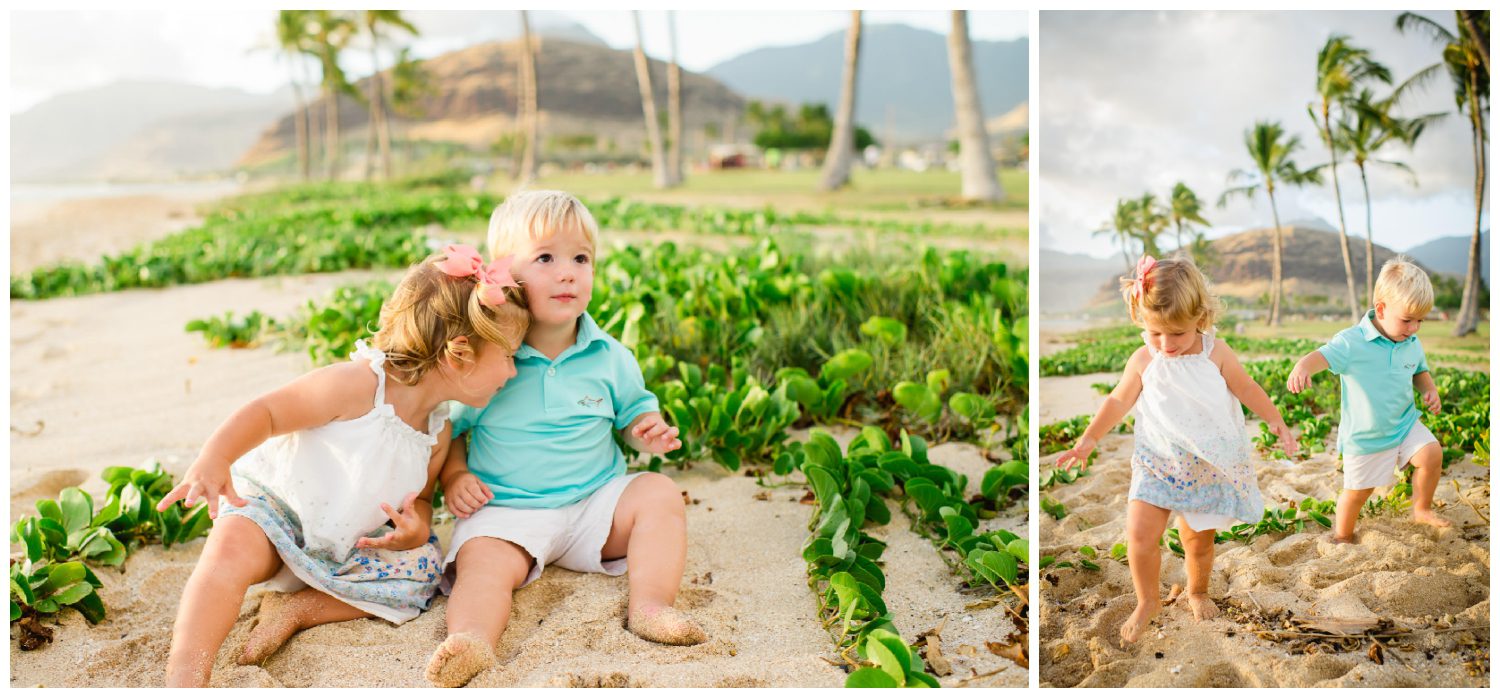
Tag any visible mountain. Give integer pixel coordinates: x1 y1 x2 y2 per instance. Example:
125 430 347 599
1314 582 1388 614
1405 233 1490 286
239 38 745 170
706 23 1027 143
11 81 292 182
1041 248 1128 314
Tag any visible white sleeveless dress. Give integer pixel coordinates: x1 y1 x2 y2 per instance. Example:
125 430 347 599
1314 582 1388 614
1128 332 1263 531
221 340 448 622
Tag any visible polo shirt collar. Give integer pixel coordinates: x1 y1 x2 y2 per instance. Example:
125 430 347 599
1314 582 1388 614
1357 309 1411 345
515 312 607 362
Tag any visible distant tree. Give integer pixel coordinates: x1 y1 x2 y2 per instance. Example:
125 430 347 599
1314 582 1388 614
272 11 315 180
1168 182 1210 257
947 11 1003 202
666 11 684 186
1397 10 1489 336
309 11 356 180
1095 197 1141 273
359 10 417 181
1311 34 1390 320
1132 192 1169 258
745 101 874 151
516 11 539 185
632 11 670 188
819 11 862 191
1219 120 1322 327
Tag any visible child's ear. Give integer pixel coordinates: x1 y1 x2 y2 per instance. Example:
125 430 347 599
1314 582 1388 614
1373 301 1385 319
444 336 475 370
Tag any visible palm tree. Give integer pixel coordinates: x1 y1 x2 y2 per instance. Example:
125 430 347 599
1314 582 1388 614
1132 192 1168 258
947 10 1003 202
1398 11 1489 336
1311 35 1391 321
1168 182 1210 257
309 11 355 180
272 11 315 181
632 11 669 188
819 11 862 191
665 11 684 186
359 11 417 181
387 47 434 167
1219 120 1322 327
1095 197 1140 273
1337 89 1443 306
516 10 539 185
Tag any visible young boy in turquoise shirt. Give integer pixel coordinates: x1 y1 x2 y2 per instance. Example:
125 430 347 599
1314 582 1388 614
426 191 703 688
1287 257 1451 543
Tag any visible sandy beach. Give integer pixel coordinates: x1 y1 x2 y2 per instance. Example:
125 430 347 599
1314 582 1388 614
9 192 1024 687
1036 375 1491 688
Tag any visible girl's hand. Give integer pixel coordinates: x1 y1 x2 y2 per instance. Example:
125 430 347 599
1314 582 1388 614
157 456 248 519
1055 437 1096 473
446 472 494 519
1286 364 1313 394
1421 388 1441 414
1270 422 1298 458
631 414 682 454
355 492 428 551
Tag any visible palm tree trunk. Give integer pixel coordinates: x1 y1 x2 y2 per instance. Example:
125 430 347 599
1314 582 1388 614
362 20 391 181
518 11 539 185
632 11 668 188
1455 75 1487 336
819 11 862 192
1322 104 1360 321
289 76 309 181
666 10 683 186
1359 162 1375 308
1174 221 1185 256
1266 188 1285 327
324 81 340 180
947 10 1003 202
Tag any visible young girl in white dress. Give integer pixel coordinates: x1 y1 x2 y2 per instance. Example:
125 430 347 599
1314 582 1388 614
159 245 528 686
1055 255 1296 646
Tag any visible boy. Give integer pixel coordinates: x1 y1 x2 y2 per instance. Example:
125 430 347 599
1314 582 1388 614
1287 257 1451 543
425 191 704 688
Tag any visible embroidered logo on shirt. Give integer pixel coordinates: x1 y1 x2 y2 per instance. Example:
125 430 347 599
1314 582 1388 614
578 396 604 408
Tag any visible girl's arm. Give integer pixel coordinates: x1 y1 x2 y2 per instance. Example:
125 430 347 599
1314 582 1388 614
357 424 452 551
1055 347 1151 471
159 362 375 517
1216 342 1297 455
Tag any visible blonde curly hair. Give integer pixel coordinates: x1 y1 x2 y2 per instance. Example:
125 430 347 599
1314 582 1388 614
1119 255 1221 332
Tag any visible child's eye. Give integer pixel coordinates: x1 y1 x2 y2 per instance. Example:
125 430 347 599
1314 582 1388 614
574 254 590 264
536 253 552 263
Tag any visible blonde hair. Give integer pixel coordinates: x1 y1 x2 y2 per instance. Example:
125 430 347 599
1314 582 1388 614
372 252 530 386
486 190 599 259
1373 255 1434 315
1120 255 1221 331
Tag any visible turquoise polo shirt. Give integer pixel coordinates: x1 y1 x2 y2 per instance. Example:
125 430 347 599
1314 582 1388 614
1317 310 1430 456
450 312 660 508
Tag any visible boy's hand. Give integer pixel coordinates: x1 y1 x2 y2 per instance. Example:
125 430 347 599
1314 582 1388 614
356 492 429 551
157 455 248 519
1286 364 1313 394
1421 388 1441 414
445 472 493 519
630 413 682 454
1055 437 1096 474
1270 422 1298 458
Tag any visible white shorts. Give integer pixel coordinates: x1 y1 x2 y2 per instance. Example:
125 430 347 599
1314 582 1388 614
441 472 644 592
1340 422 1439 491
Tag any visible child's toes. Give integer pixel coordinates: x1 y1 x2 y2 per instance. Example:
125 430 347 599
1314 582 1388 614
627 606 707 646
425 633 495 688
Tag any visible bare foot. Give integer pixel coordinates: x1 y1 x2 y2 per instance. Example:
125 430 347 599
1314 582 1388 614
425 633 496 688
1184 593 1219 621
238 593 302 665
1328 532 1360 545
1412 509 1453 529
627 605 707 646
1118 600 1161 646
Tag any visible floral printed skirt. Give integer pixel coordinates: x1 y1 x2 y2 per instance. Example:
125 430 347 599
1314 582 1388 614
219 492 442 624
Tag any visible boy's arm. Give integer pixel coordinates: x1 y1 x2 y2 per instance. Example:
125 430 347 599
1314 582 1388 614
1414 371 1441 413
623 411 682 454
438 432 472 492
1287 350 1330 393
1056 347 1150 469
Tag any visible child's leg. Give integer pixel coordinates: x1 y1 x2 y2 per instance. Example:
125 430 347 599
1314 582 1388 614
1176 518 1219 621
425 537 532 688
1334 487 1375 543
1408 442 1453 528
166 516 282 687
238 588 372 665
1120 500 1171 644
600 473 704 645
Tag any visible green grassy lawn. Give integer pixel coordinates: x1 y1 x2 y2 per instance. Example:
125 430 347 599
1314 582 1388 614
1234 318 1490 364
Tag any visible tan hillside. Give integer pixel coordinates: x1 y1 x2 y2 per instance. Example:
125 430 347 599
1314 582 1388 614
239 38 745 168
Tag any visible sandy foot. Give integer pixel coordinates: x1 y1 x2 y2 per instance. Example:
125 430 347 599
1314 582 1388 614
627 605 708 646
237 593 301 665
1118 601 1161 646
425 633 497 688
1411 510 1454 529
1185 593 1219 621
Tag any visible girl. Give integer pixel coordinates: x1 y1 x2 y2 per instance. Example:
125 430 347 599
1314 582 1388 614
1055 255 1296 647
158 245 528 686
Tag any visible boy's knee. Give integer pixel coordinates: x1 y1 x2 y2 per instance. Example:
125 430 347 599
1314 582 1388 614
630 473 685 515
456 537 533 585
1411 443 1444 469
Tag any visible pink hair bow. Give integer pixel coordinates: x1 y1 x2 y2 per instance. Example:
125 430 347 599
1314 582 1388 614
435 244 519 306
1132 255 1157 299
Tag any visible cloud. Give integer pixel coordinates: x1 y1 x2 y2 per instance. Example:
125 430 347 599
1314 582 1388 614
1039 10 1482 256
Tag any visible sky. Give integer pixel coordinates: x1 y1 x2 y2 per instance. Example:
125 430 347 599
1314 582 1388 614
1038 10 1488 255
8 10 1027 114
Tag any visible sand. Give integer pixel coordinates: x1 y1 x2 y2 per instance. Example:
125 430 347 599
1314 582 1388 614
9 193 1024 687
1037 384 1490 687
